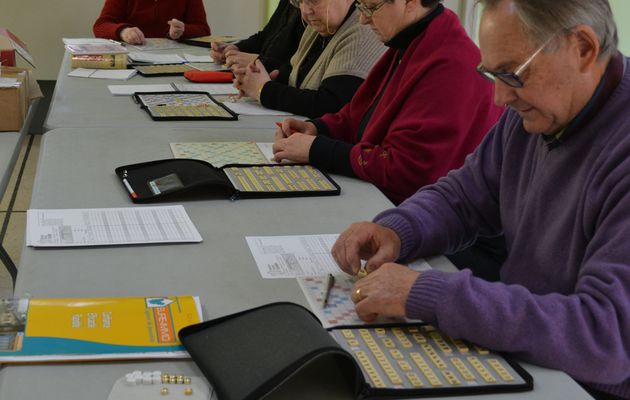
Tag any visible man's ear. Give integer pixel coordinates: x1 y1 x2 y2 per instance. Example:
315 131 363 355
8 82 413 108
570 24 601 73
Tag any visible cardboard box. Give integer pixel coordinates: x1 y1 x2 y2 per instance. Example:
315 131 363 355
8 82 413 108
0 28 35 67
0 66 42 132
0 68 28 131
0 29 39 131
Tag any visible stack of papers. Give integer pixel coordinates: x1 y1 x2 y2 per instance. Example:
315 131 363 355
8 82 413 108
128 52 186 64
68 68 137 80
65 42 128 55
63 38 118 45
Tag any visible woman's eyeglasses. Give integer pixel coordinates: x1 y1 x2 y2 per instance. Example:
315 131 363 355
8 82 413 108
289 0 323 8
354 0 387 17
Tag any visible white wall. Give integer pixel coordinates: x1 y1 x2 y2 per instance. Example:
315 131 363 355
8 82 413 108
0 0 266 80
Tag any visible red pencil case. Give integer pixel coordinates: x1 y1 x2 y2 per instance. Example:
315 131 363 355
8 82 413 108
184 70 233 83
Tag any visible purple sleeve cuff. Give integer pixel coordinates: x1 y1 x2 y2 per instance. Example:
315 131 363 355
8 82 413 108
373 211 418 261
405 269 451 324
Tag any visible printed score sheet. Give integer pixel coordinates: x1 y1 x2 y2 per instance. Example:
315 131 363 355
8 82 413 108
27 205 202 247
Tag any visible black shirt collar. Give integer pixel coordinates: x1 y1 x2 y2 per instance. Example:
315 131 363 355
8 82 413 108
384 4 444 51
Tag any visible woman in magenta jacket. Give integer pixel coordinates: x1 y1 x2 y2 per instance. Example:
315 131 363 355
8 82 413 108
273 0 502 205
93 0 210 44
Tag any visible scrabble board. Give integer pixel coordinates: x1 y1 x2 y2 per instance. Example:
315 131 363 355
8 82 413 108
223 165 337 193
133 64 195 76
330 325 530 392
170 142 270 168
134 92 236 120
297 260 431 329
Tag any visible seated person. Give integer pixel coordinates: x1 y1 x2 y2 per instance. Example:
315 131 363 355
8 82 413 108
93 0 211 44
273 0 502 205
233 0 386 119
211 0 305 73
332 1 630 399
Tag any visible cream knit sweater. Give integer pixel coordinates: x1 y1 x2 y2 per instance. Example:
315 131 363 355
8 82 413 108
289 8 385 90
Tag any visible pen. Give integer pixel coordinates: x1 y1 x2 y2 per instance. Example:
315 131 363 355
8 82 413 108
275 122 298 134
122 178 138 199
322 274 335 307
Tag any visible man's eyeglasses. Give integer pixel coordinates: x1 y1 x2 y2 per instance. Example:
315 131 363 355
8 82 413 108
354 0 387 17
289 0 323 8
477 33 559 88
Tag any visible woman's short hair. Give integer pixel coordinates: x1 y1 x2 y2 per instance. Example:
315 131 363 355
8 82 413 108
421 0 443 7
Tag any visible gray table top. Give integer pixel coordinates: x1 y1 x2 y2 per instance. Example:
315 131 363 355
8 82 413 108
1 127 592 399
44 48 294 131
0 100 38 200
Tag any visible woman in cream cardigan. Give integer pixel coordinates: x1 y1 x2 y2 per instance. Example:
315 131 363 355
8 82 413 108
234 0 385 118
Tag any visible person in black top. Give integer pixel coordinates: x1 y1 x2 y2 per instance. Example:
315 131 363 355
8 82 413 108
233 0 385 119
211 0 304 74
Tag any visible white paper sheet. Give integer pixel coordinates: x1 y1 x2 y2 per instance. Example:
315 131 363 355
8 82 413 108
127 38 186 51
108 84 176 96
246 234 431 279
68 68 137 80
223 100 293 116
255 142 276 162
173 83 239 95
128 52 185 64
62 38 118 45
27 206 202 247
246 234 340 278
187 62 229 71
183 53 213 63
0 77 19 88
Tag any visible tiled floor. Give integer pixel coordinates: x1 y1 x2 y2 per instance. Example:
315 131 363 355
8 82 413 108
0 134 41 298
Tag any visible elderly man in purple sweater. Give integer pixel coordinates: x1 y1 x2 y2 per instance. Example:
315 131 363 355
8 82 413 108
332 0 629 398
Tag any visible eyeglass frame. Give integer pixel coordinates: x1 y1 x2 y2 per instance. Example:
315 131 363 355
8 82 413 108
354 0 388 17
476 32 563 88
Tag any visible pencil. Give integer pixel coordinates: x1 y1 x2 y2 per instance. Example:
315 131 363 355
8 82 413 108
322 274 335 307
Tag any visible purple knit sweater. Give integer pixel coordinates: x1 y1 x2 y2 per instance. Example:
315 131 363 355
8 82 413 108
375 56 630 398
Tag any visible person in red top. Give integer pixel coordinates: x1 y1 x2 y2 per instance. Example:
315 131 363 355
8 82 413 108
273 0 502 205
93 0 210 44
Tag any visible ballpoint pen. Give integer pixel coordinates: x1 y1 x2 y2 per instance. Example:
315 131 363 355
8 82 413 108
122 178 138 199
322 274 335 307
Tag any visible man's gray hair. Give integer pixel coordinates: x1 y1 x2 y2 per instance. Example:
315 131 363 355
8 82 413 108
477 0 618 59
